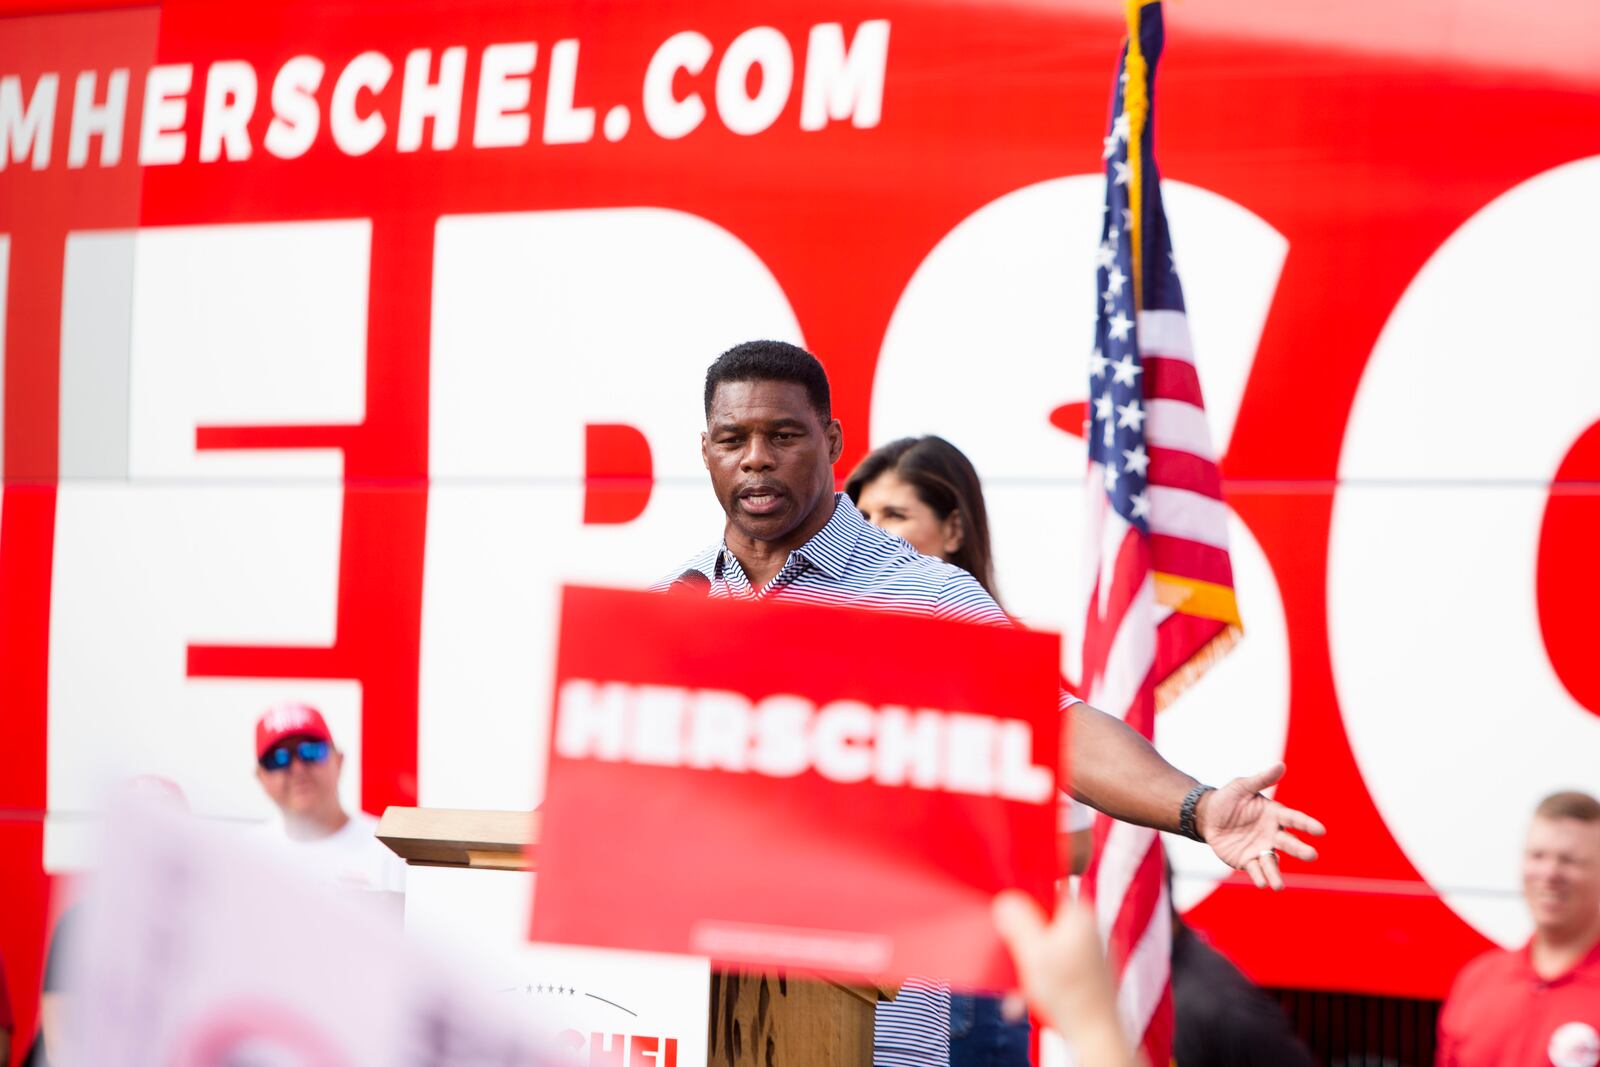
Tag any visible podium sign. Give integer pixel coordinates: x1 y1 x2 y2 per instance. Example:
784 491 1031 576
405 865 709 1065
532 585 1063 991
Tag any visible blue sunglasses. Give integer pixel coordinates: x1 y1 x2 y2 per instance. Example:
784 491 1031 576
259 739 331 771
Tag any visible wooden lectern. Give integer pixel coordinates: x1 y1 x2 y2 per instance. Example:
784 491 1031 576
378 807 894 1067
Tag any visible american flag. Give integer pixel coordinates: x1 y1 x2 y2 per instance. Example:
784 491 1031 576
1080 3 1242 1065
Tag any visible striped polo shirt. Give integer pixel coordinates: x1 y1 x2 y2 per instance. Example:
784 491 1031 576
663 493 1080 1067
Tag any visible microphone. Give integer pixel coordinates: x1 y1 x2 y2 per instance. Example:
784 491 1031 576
669 569 711 597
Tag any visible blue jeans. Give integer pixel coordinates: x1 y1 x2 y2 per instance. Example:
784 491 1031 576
948 993 1031 1067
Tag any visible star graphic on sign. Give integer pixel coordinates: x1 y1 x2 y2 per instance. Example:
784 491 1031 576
1113 160 1131 186
1121 208 1132 229
1095 242 1117 270
1108 226 1120 243
1105 266 1127 296
1102 418 1115 447
1130 492 1151 519
1090 348 1109 378
1122 444 1149 476
1111 353 1141 386
1093 391 1114 422
1108 312 1134 342
1103 291 1116 313
1111 112 1131 143
1116 399 1146 431
1102 135 1119 160
1104 462 1119 491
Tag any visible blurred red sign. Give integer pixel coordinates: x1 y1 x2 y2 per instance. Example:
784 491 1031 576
531 585 1063 991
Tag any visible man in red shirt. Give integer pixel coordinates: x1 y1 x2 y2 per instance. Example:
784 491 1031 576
1438 791 1600 1067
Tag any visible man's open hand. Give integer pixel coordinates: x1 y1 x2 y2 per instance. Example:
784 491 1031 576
1197 763 1326 891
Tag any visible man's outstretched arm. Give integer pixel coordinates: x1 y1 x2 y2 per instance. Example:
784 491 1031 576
1066 701 1325 890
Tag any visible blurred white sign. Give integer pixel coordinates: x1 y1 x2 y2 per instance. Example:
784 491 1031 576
71 806 555 1066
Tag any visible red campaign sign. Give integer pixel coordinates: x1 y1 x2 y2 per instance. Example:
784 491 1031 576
531 585 1064 991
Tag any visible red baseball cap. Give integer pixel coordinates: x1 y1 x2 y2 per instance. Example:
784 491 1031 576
255 702 335 760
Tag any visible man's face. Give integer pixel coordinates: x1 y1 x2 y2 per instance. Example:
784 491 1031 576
255 737 343 820
702 379 843 544
1522 815 1600 935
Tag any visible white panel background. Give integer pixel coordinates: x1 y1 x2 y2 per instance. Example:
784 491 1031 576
1330 156 1600 947
48 221 369 871
421 208 803 813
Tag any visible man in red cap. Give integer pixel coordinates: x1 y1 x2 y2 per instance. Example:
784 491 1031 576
1437 791 1600 1067
254 702 405 894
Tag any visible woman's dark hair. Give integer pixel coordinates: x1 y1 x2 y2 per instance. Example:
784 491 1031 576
844 436 999 602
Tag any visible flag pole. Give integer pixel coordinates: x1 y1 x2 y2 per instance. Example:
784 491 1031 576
1123 0 1150 313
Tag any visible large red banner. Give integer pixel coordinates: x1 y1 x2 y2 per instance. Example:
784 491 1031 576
3 1 1599 1052
532 586 1062 991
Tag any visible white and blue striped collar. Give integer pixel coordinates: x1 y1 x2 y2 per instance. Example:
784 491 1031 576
715 492 869 585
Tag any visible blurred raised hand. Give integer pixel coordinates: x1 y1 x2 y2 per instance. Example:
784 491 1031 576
992 890 1140 1067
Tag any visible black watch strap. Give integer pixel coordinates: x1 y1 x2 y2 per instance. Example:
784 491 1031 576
1179 784 1216 842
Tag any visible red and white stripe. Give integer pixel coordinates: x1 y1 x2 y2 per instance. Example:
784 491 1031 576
1081 304 1231 1067
1140 309 1230 561
1080 516 1173 1066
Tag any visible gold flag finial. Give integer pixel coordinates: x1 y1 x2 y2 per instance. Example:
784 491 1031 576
1123 0 1149 311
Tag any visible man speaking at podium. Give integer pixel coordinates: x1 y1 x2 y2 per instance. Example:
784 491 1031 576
664 339 1326 1066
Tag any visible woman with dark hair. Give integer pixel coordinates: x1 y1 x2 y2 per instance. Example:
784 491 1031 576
847 435 1093 1067
845 436 999 601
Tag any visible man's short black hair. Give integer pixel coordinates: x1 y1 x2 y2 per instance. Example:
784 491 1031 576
703 340 832 422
